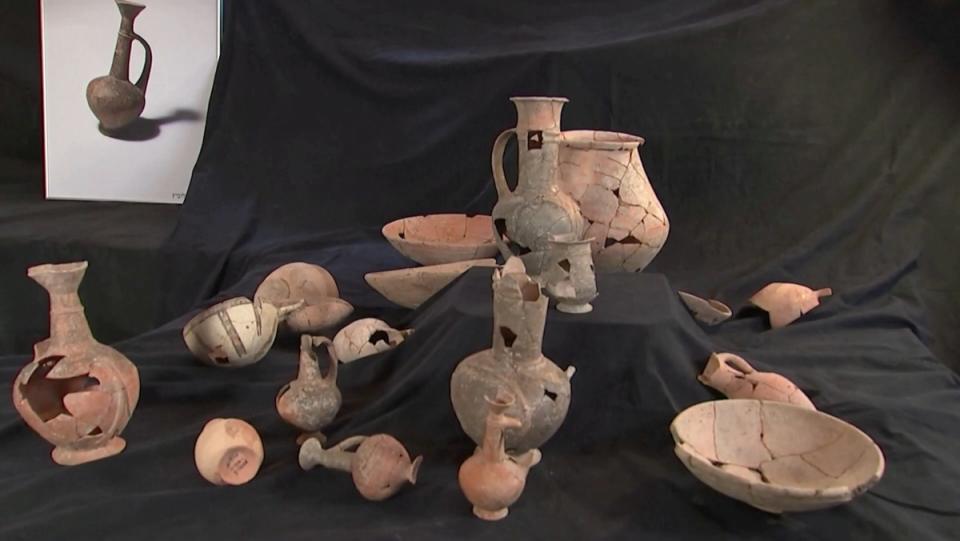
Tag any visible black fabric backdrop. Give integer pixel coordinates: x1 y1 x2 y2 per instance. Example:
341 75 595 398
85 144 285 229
2 0 960 539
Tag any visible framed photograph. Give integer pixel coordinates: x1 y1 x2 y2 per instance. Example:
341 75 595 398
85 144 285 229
41 0 222 203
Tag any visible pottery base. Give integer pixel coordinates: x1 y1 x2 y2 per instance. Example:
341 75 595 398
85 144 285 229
473 505 509 521
556 302 593 314
52 437 126 466
296 431 328 446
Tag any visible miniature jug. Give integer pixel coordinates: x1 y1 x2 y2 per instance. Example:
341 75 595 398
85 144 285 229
491 97 585 275
86 1 153 130
277 335 342 443
299 434 422 501
698 352 815 410
459 391 542 520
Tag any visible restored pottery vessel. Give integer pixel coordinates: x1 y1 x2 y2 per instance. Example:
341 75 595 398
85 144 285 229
491 97 585 275
678 291 732 325
332 318 413 363
451 257 575 452
671 399 884 513
182 297 302 368
749 282 832 328
254 262 350 334
276 335 342 443
86 1 152 130
12 261 140 465
459 391 542 521
194 418 264 486
698 353 815 410
539 234 597 314
557 130 669 272
364 258 498 309
299 434 422 501
382 214 498 265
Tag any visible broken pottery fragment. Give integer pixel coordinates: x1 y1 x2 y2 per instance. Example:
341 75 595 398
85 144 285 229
749 282 832 328
254 262 350 334
13 261 140 465
670 399 884 513
678 291 732 326
557 130 669 272
194 418 264 486
698 353 815 410
276 335 342 443
332 318 413 363
382 214 498 265
299 434 422 501
539 234 597 314
451 257 575 452
459 391 542 521
364 258 497 309
182 297 302 368
491 97 585 275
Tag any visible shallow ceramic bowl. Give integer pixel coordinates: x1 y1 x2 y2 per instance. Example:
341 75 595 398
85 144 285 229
364 258 497 309
382 214 498 265
182 297 284 368
670 399 884 513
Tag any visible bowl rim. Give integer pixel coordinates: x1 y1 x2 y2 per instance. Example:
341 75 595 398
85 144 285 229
381 214 496 247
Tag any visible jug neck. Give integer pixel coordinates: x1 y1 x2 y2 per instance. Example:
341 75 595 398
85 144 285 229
109 3 144 81
28 263 93 345
492 273 547 364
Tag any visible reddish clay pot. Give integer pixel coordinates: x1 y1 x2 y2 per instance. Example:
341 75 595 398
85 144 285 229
276 335 341 443
299 434 422 501
12 261 140 465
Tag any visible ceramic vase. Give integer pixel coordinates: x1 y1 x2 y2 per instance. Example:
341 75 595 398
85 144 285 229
276 335 342 442
86 1 152 130
450 257 575 452
491 97 585 275
458 391 542 521
12 261 140 465
194 418 264 486
299 434 422 501
539 234 597 314
557 130 669 272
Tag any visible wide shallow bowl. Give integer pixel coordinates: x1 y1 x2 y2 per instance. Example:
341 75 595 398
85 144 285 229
670 399 884 513
382 214 498 265
365 258 497 309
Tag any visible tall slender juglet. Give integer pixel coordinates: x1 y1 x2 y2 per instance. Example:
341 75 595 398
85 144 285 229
86 0 153 130
12 261 140 465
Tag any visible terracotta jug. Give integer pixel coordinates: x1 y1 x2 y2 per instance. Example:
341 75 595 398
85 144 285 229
276 335 342 443
12 261 140 465
491 97 585 275
86 0 152 130
299 434 422 501
451 257 575 452
557 130 669 272
698 352 815 410
459 391 542 521
539 233 598 314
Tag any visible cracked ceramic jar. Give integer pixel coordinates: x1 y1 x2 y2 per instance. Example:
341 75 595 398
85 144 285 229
86 1 152 130
557 130 669 272
12 261 140 465
490 97 585 276
539 234 597 314
276 335 342 443
450 258 574 452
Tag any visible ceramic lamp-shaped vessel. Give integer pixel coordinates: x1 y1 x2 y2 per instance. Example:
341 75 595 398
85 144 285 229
450 257 575 452
299 434 422 501
86 1 152 130
276 335 342 443
194 418 264 486
459 392 542 521
491 97 585 275
557 130 669 272
12 261 140 465
539 234 597 314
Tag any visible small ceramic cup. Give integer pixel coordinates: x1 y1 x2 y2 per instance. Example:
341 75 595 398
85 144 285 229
540 234 597 314
194 418 264 486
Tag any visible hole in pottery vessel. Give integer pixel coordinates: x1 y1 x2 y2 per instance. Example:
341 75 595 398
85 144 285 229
558 259 571 272
500 326 518 348
88 426 103 436
212 355 231 365
527 130 543 150
621 235 642 244
520 282 540 301
612 188 620 198
604 238 618 248
20 356 100 422
369 330 390 345
398 231 405 239
543 389 558 401
494 219 532 256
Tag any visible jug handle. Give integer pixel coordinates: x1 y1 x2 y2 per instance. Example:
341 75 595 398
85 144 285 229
132 32 153 95
491 128 516 198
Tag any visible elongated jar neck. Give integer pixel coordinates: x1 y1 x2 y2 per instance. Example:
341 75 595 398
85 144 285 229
48 291 94 344
314 448 354 473
512 99 564 194
480 416 508 462
492 276 547 364
298 349 322 380
109 13 138 81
